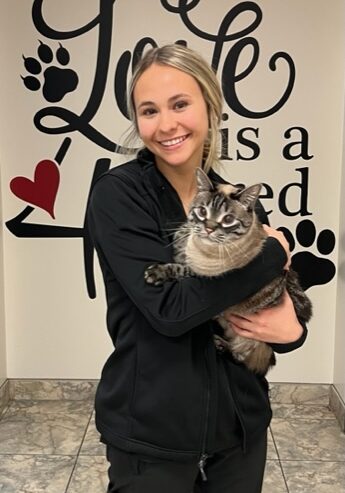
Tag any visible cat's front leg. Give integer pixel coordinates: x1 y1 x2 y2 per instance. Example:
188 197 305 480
144 263 193 286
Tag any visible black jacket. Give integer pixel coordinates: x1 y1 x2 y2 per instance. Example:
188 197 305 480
87 149 307 462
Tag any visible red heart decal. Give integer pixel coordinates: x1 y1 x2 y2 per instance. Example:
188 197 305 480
10 159 60 219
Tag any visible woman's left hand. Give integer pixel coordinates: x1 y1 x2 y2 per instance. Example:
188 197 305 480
223 291 303 344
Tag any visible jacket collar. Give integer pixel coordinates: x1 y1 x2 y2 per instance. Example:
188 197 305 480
137 147 226 186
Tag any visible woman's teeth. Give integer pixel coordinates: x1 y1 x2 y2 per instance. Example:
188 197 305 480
160 135 188 147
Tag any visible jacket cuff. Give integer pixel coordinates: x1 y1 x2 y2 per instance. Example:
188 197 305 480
269 322 308 354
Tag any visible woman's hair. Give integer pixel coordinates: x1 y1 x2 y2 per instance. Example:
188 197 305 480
125 44 223 172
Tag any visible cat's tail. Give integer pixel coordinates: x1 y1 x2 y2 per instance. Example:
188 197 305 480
286 269 313 323
243 342 276 376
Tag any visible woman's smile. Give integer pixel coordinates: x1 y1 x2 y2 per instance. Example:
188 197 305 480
158 133 190 149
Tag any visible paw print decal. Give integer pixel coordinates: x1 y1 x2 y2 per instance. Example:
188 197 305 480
21 41 78 103
278 219 336 291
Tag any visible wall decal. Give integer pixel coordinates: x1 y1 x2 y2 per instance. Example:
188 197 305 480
278 220 336 290
5 0 337 301
6 136 110 299
22 41 79 103
10 159 60 219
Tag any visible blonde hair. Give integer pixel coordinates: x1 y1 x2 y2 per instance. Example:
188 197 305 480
125 44 223 172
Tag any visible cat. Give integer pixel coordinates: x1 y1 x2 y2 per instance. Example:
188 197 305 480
145 168 312 375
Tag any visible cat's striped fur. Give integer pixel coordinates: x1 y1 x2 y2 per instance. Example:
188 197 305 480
145 169 312 375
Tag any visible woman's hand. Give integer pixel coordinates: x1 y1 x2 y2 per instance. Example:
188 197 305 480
223 291 303 344
262 225 291 270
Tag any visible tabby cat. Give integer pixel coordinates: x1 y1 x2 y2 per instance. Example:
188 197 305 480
145 168 312 375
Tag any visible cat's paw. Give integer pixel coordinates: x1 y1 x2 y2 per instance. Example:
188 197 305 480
213 335 230 353
144 264 166 286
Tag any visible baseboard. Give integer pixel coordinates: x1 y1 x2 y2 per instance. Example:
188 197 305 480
1 379 343 432
269 382 330 405
0 379 10 417
3 379 331 402
329 384 345 432
7 378 98 401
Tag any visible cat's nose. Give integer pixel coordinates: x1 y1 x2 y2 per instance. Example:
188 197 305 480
205 221 217 234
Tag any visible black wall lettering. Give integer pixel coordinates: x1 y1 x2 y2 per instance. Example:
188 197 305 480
283 126 314 160
259 183 274 215
278 167 312 216
236 127 260 160
220 127 233 161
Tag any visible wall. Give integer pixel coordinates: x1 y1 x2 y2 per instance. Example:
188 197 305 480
0 165 7 387
0 0 344 382
334 83 345 401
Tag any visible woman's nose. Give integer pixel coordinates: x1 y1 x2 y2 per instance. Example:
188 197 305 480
158 110 177 133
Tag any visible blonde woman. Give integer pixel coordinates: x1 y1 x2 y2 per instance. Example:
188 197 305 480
88 44 307 492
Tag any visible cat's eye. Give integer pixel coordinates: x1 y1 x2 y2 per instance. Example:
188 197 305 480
222 214 236 227
194 206 208 220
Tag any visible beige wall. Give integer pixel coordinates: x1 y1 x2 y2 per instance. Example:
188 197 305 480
0 165 7 386
0 0 344 383
334 91 345 401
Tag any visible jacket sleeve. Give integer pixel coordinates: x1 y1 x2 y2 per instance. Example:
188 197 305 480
269 323 308 353
87 174 287 337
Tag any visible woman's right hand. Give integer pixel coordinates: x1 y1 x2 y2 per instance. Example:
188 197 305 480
262 225 291 270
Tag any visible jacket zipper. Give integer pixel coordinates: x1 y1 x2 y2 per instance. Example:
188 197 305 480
198 453 208 481
199 346 211 481
223 358 247 452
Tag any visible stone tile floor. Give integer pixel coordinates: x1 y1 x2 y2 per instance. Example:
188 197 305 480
0 383 344 492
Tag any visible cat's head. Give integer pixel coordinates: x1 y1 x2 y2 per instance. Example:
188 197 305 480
187 168 262 243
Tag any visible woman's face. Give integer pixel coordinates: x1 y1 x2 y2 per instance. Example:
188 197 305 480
133 63 209 174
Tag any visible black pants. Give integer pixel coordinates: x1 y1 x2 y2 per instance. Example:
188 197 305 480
105 433 267 493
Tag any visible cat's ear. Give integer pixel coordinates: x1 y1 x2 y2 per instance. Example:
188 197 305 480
196 168 214 192
237 184 262 209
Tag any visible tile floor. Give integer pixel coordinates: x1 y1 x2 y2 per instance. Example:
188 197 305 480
0 383 344 492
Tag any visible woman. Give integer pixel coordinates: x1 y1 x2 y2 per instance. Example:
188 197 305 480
87 44 307 493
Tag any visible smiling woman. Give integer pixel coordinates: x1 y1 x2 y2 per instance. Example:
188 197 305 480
87 43 308 493
133 64 209 212
134 65 209 170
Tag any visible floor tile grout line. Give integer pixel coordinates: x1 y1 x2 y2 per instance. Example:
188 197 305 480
268 426 289 492
64 407 95 493
277 459 290 493
269 425 281 461
276 459 345 463
0 453 78 458
268 428 290 493
272 417 338 421
1 453 343 462
9 397 95 403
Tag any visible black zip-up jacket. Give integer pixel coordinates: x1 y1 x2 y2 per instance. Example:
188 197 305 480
87 149 307 462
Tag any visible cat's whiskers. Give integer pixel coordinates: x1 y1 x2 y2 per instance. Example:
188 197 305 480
163 220 185 230
167 232 191 249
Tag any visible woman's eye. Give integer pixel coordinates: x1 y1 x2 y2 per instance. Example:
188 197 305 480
141 107 157 117
174 100 188 110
